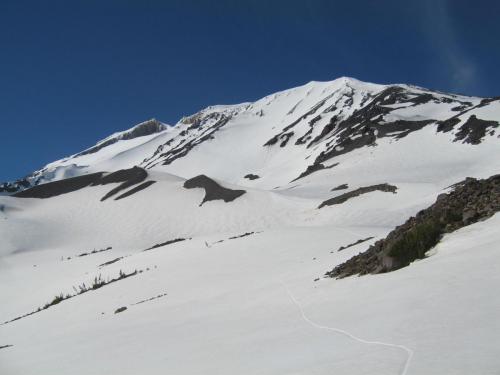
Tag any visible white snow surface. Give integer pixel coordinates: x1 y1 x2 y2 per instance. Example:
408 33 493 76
1 77 500 374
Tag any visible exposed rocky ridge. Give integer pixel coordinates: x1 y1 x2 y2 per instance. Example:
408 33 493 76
335 237 374 252
311 87 447 164
14 167 152 201
326 174 500 278
143 105 248 169
263 84 490 181
292 162 338 182
453 115 498 144
183 175 246 206
76 119 167 157
318 183 397 208
13 172 105 199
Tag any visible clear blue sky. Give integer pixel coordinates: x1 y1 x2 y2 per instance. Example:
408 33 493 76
1 0 499 181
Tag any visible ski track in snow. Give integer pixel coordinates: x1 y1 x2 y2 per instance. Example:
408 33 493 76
281 282 414 375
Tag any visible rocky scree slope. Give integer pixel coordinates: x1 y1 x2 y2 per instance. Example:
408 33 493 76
327 174 500 278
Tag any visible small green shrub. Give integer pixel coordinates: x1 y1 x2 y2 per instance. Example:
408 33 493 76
388 218 443 267
43 293 65 309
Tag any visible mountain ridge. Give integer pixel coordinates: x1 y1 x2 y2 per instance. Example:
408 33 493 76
1 77 497 195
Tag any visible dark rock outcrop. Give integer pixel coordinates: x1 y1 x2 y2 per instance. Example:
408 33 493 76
99 167 148 201
454 115 498 144
14 172 104 198
326 174 500 278
14 166 153 201
76 119 167 157
292 163 338 182
319 183 397 208
336 237 374 252
114 306 127 314
331 183 348 191
183 175 246 206
114 181 156 200
143 109 242 168
244 174 260 180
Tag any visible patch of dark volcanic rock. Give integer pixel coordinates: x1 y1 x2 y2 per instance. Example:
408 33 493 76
307 115 338 147
331 184 348 191
264 94 336 147
114 180 156 200
454 115 498 144
437 117 461 133
315 129 378 165
94 167 145 185
244 174 260 180
335 237 374 252
13 166 150 201
319 183 397 208
305 86 473 167
183 175 246 206
264 131 294 147
279 132 294 147
438 114 499 144
14 172 104 198
295 115 322 145
114 306 127 314
326 175 500 278
477 96 500 108
143 111 234 168
99 167 148 201
292 162 339 182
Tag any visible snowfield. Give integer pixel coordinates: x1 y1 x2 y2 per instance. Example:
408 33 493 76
1 77 499 374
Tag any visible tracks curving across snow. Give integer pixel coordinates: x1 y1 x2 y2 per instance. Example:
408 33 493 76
281 282 413 375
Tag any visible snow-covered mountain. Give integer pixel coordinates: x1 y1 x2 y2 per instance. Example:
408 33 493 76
1 77 499 375
3 77 499 194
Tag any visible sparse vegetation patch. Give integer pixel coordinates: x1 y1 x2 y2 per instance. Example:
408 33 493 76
326 174 500 278
2 269 141 326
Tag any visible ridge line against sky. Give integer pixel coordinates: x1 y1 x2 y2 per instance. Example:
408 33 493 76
1 0 499 181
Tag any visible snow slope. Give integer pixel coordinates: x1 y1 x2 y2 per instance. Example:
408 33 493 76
1 77 499 374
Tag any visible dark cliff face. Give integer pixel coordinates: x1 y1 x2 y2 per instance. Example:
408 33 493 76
326 174 500 278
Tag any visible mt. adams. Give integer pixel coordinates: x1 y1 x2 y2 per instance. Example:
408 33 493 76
1 77 499 375
3 77 499 193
